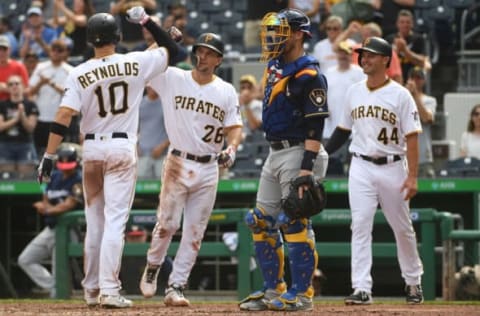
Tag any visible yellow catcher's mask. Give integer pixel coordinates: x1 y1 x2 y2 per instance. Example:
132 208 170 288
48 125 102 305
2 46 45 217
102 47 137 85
260 12 291 62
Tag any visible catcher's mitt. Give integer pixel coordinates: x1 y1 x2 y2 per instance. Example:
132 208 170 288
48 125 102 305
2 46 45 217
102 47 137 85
281 175 326 219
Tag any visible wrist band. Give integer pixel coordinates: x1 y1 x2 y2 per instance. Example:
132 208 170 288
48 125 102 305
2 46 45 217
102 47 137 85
301 150 317 171
44 152 57 160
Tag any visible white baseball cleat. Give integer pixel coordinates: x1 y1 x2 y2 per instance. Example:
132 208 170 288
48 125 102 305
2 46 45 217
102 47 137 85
164 284 190 307
84 289 99 307
140 264 160 298
99 294 133 308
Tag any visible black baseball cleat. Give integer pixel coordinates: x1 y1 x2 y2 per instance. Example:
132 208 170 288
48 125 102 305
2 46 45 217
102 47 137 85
344 290 373 305
405 284 424 304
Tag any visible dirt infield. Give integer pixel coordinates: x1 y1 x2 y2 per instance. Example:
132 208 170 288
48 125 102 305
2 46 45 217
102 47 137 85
1 300 479 316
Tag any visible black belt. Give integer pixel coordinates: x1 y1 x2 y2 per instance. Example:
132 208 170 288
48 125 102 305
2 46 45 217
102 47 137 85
171 149 214 163
354 153 402 165
269 140 302 151
85 132 128 140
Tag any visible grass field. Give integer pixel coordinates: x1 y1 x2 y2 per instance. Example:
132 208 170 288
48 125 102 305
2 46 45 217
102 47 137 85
1 298 479 316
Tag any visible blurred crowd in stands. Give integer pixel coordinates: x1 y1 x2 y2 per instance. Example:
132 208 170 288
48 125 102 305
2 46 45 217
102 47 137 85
0 0 479 180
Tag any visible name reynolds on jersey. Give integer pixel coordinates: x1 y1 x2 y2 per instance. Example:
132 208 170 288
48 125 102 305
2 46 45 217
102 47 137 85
77 62 139 89
351 105 397 125
175 96 225 123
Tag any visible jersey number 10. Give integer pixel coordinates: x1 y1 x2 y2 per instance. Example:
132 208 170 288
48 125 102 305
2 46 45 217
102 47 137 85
94 82 129 117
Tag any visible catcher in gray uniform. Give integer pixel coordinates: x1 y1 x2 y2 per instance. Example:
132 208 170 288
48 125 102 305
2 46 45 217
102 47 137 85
239 8 329 312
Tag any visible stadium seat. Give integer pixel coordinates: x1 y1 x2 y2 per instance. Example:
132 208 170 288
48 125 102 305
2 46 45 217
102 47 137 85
91 0 110 13
233 0 248 14
211 10 243 26
189 10 209 25
415 0 441 9
444 0 475 9
423 5 455 21
197 0 230 15
221 22 245 44
439 157 480 177
199 22 220 34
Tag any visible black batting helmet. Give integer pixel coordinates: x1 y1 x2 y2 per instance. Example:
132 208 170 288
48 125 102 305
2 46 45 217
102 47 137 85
278 8 312 38
56 144 78 171
192 33 224 57
87 13 121 47
355 36 392 68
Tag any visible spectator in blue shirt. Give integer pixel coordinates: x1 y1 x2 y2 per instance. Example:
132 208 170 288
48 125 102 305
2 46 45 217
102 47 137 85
137 86 169 179
19 6 58 59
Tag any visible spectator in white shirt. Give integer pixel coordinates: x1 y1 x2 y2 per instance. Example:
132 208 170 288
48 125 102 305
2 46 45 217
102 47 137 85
323 41 365 175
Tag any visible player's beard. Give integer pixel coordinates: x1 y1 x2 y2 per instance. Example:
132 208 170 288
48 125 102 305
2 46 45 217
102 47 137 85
196 61 209 73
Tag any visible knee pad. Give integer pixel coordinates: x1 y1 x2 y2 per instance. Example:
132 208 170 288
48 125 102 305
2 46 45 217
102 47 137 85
244 207 276 233
283 218 317 295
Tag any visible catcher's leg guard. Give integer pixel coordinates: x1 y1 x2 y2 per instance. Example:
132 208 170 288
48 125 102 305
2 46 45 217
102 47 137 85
282 218 317 296
240 208 286 311
244 207 286 290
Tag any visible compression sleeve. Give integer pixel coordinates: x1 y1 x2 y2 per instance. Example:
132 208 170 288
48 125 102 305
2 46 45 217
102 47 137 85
325 127 351 154
305 116 325 141
143 19 178 64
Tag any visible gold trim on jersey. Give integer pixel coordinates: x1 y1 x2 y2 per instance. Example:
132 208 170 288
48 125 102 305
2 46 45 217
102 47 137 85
268 76 289 105
366 77 391 92
294 68 317 78
337 125 352 132
405 129 422 137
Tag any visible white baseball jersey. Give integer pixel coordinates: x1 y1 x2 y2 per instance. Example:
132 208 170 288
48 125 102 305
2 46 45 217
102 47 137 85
338 79 422 156
323 64 366 138
60 48 168 134
29 60 74 122
148 67 242 155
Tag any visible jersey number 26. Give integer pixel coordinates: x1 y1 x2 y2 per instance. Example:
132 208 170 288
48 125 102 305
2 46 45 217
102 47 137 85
203 125 224 144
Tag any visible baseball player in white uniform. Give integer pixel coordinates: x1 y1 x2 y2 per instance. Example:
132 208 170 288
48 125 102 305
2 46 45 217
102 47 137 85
325 37 424 305
138 32 243 307
37 8 182 308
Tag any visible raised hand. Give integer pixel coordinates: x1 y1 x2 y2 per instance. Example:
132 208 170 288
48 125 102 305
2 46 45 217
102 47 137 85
126 6 149 25
167 26 183 43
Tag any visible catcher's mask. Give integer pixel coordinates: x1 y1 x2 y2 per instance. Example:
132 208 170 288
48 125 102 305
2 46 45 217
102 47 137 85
260 9 311 62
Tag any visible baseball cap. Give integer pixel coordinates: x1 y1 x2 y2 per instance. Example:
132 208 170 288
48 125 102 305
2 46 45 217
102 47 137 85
27 7 43 16
338 41 352 54
240 74 257 86
0 35 10 48
408 66 426 79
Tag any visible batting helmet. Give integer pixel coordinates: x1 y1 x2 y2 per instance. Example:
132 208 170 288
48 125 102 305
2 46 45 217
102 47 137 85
192 33 224 57
355 36 392 67
56 144 78 171
87 13 121 47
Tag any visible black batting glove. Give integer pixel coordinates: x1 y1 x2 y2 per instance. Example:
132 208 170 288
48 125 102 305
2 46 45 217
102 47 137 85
217 145 236 168
37 153 56 184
